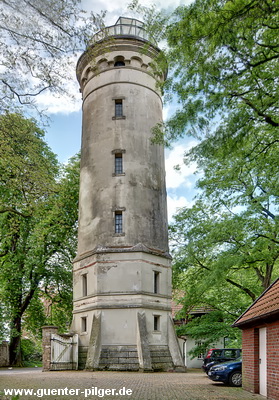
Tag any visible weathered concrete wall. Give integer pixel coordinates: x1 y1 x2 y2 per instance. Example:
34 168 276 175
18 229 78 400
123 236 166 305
76 38 168 258
72 250 172 349
0 341 9 367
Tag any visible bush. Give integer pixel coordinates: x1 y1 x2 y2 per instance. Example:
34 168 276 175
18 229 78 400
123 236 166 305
21 338 42 364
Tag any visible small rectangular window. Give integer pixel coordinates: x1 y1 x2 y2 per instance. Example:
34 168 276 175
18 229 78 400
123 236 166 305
195 341 204 359
115 99 123 117
115 153 123 174
81 317 87 333
115 211 123 233
154 271 160 294
154 315 160 331
82 274 87 297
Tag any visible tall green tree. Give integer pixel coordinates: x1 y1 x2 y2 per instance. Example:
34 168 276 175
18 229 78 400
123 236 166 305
130 0 279 350
0 113 79 365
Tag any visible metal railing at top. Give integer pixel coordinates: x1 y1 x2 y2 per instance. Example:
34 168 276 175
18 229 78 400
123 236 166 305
90 17 157 46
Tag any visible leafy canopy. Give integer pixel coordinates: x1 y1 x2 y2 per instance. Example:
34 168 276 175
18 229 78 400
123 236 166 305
0 113 80 364
130 0 279 351
163 0 279 144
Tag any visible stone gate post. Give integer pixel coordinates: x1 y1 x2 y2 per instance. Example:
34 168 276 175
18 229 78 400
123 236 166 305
42 326 58 371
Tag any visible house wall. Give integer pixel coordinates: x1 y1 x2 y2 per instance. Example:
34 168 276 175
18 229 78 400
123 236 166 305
242 320 279 400
177 337 225 369
242 327 259 394
266 320 279 400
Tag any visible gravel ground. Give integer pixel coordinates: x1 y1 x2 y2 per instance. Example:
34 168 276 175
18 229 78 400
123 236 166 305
0 368 264 400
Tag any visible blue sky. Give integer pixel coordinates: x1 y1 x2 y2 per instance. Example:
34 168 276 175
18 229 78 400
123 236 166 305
46 112 82 163
42 0 197 222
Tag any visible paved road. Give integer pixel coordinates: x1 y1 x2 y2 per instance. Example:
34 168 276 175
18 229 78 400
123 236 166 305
0 368 264 400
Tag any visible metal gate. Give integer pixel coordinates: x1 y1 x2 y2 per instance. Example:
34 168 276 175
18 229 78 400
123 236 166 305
50 333 78 370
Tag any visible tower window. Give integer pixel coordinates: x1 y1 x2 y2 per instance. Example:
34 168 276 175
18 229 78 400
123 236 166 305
154 271 160 294
115 153 123 174
115 99 123 117
114 56 125 67
81 317 87 333
114 60 125 67
115 211 123 233
154 315 160 331
82 274 87 297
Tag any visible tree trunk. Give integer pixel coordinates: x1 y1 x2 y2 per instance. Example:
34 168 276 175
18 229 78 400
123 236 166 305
9 286 37 366
9 315 22 366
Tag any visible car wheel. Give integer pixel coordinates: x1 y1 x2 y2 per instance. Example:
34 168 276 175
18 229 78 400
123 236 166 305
229 371 242 387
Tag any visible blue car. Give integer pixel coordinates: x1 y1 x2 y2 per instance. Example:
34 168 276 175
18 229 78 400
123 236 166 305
208 357 242 387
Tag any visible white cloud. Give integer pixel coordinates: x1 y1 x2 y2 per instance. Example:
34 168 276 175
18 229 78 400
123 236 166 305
165 141 199 221
37 88 81 115
165 142 197 190
81 0 193 22
167 194 193 222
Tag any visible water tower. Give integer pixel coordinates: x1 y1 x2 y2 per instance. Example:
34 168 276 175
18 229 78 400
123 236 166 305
72 17 184 371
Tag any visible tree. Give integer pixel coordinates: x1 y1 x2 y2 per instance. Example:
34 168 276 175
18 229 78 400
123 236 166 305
169 119 279 351
165 0 279 292
129 0 279 351
0 0 105 111
22 153 80 338
0 113 80 365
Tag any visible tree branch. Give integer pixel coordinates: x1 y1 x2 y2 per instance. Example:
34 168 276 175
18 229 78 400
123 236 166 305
23 0 73 37
1 79 53 103
240 96 279 127
0 207 31 218
0 24 64 53
226 278 256 301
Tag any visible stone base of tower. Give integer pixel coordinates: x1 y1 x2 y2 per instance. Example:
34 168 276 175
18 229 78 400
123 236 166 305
78 344 178 372
71 245 186 372
77 314 184 372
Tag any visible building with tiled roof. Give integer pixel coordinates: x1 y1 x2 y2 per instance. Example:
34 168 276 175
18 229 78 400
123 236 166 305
171 294 224 368
233 277 279 400
234 278 279 327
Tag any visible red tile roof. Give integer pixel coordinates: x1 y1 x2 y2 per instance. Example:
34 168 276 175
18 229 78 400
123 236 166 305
171 300 183 319
233 278 279 327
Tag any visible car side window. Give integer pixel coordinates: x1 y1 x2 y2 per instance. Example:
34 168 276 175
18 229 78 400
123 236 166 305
224 350 236 358
212 350 222 359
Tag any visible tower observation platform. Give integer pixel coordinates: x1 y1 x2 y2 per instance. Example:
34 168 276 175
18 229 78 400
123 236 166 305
90 17 157 45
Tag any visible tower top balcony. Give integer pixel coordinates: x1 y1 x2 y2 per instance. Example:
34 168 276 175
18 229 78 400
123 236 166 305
90 17 157 46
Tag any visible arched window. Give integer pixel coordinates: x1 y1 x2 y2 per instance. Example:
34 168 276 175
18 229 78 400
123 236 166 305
114 56 125 67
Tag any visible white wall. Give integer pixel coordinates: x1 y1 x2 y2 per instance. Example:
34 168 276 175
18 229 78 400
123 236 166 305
178 336 225 369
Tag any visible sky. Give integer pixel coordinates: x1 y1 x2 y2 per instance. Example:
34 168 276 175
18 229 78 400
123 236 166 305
42 0 197 222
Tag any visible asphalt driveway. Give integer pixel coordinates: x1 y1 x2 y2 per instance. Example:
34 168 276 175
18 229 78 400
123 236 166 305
0 368 264 400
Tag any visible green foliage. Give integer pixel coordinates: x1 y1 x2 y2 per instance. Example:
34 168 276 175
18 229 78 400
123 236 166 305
0 113 80 364
163 0 279 144
21 338 42 363
176 311 241 358
135 0 279 353
135 0 278 148
0 112 58 215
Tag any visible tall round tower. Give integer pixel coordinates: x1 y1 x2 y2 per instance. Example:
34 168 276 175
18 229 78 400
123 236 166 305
72 17 184 371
